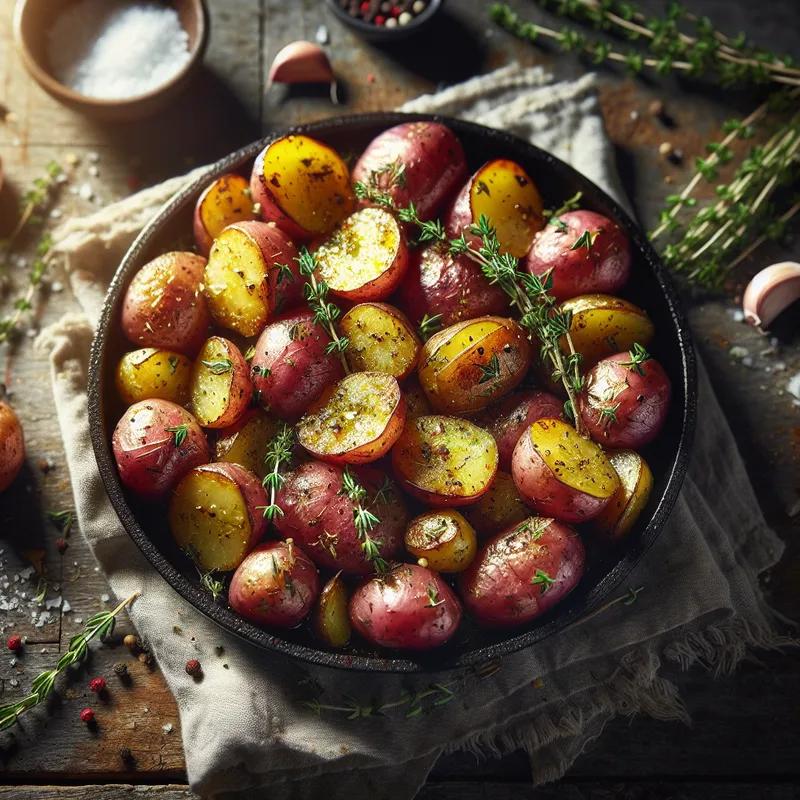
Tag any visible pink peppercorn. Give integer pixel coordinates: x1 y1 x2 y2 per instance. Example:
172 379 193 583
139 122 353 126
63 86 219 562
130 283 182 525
80 707 95 723
390 5 401 16
6 635 22 652
374 14 386 24
89 677 107 693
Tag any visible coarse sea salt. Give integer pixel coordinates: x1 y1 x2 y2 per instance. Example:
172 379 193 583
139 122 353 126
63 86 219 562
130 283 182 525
46 0 191 100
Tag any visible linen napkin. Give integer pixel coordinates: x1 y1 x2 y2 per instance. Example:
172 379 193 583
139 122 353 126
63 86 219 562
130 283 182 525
37 64 788 799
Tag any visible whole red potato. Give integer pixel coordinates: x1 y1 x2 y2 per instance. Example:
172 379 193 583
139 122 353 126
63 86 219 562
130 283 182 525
0 402 24 492
459 517 585 627
349 563 462 650
229 540 320 628
523 210 631 301
578 348 671 448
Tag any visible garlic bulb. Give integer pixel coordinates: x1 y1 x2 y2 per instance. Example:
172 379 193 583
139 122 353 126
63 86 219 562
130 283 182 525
742 261 800 329
268 41 338 103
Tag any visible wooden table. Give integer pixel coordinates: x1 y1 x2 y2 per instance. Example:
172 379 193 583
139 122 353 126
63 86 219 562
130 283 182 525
1 0 798 797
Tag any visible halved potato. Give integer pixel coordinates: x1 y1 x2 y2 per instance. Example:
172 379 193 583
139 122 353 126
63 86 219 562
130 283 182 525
314 208 408 301
115 348 192 406
339 302 421 379
512 417 619 523
193 173 257 256
392 415 498 506
204 221 298 338
560 294 655 369
418 316 531 414
169 462 267 572
593 449 653 540
250 134 354 240
313 573 351 648
405 510 477 573
445 159 544 258
190 336 252 429
215 409 281 479
463 471 529 537
297 371 406 464
404 378 433 419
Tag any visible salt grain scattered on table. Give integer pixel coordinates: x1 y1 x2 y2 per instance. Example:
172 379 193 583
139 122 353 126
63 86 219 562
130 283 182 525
47 0 191 100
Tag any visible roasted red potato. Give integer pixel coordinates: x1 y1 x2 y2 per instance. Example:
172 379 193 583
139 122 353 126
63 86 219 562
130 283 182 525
593 449 654 540
459 517 585 627
313 208 409 301
204 221 299 337
463 471 529 537
400 243 509 327
339 302 421 380
274 460 406 575
250 310 344 421
297 372 406 465
193 173 258 256
417 316 532 414
392 415 498 506
229 540 320 628
0 402 24 492
560 294 655 370
405 510 477 573
352 121 467 221
403 378 433 419
190 337 252 429
445 159 544 258
112 400 209 499
349 563 462 650
479 390 564 470
215 409 280 479
313 573 352 648
121 252 210 355
578 349 671 448
250 134 354 241
524 210 631 301
511 417 619 523
169 462 267 572
115 348 192 407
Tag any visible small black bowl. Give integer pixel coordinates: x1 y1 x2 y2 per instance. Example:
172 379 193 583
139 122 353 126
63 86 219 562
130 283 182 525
324 0 443 42
88 113 696 673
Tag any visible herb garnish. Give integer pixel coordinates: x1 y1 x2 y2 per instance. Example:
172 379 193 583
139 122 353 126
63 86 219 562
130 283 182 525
570 229 599 251
259 424 294 521
425 583 445 608
340 467 388 573
165 423 189 447
477 353 502 384
531 570 556 593
622 342 651 375
201 358 232 374
418 313 443 342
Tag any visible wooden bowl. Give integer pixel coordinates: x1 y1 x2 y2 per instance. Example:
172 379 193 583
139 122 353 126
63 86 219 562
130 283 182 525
13 0 209 122
88 113 697 672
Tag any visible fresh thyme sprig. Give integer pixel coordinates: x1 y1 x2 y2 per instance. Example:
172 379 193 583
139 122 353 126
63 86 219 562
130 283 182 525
199 569 225 602
259 423 294 521
295 247 350 373
47 509 75 538
339 467 388 574
0 591 139 731
417 313 443 341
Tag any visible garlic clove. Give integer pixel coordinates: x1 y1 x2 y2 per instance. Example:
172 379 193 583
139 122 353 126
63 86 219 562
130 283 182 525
268 41 335 87
742 261 800 329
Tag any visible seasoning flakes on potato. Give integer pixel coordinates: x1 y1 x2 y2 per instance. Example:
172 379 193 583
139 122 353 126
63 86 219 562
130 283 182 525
193 173 258 256
405 510 477 573
115 348 192 406
190 336 252 429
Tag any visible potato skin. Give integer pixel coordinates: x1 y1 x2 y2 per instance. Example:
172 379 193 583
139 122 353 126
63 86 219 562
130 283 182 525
0 402 24 492
250 309 345 421
462 471 528 538
400 243 508 327
313 573 352 648
480 390 564 470
524 210 631 301
592 449 654 541
405 510 477 573
112 400 209 499
349 563 462 650
193 173 257 256
229 541 320 629
352 121 467 221
459 517 585 627
274 460 406 575
190 337 252 429
115 349 192 407
578 352 671 448
121 252 210 355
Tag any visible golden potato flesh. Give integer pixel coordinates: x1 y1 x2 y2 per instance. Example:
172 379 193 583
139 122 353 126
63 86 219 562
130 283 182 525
593 449 654 539
340 302 421 379
561 294 655 369
197 174 256 245
470 159 544 257
405 510 477 573
463 471 528 537
169 469 252 572
115 348 192 406
190 337 249 428
215 410 280 480
313 573 351 648
392 415 498 506
418 316 531 414
297 371 405 464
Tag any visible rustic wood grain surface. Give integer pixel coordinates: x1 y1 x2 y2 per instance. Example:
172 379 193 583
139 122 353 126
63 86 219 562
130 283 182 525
0 0 798 798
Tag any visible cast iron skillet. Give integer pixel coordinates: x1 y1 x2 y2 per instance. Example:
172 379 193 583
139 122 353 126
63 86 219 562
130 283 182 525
88 113 696 673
